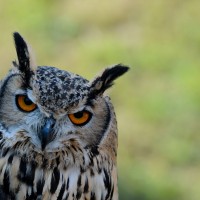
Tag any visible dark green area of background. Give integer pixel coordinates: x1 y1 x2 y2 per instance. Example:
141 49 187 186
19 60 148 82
0 0 200 199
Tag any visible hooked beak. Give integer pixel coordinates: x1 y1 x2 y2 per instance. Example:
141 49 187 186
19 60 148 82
39 116 55 150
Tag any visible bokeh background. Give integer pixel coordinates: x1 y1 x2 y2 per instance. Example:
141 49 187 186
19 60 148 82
0 0 200 199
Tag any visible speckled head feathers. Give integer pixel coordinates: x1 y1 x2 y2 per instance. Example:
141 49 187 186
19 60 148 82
32 66 89 113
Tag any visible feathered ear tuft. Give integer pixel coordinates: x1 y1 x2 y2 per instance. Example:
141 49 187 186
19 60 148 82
89 64 129 97
13 32 33 87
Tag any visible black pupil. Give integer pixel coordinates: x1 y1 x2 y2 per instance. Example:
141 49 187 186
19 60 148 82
74 111 84 119
24 96 33 105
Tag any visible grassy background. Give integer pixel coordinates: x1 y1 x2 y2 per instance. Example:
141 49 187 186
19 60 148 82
0 0 200 199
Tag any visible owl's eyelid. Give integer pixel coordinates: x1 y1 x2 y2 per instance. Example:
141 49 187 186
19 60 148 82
15 90 27 96
72 108 93 115
67 105 93 115
15 90 36 104
27 90 37 104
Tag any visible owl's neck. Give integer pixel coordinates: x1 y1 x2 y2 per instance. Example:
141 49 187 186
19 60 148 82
0 122 118 199
0 139 118 200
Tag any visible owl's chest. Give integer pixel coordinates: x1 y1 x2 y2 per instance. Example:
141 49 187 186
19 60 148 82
0 154 117 200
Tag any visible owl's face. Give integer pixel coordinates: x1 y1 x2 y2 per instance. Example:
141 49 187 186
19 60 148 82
0 66 112 153
0 33 128 164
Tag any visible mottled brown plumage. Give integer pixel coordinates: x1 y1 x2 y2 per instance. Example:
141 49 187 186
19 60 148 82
0 32 129 200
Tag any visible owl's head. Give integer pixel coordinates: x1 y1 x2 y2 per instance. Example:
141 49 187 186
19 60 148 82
0 33 128 166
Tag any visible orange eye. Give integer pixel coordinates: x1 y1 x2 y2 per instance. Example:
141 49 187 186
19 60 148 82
16 95 37 112
68 111 92 126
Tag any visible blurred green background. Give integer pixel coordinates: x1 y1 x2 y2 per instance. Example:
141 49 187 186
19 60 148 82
0 0 200 199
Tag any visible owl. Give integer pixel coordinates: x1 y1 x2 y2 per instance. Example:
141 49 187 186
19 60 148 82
0 33 129 200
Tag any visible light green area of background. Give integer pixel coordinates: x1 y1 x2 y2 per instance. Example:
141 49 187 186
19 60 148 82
0 0 200 199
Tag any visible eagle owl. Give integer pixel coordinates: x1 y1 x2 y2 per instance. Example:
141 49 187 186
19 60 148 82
0 33 129 200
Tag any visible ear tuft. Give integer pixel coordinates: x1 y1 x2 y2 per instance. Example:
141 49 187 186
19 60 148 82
89 64 129 97
13 32 33 87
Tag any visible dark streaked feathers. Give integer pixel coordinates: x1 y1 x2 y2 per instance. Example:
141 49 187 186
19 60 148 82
13 32 33 87
90 64 129 97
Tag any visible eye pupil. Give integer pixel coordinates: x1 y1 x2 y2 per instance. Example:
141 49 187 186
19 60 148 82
74 111 84 119
24 96 33 105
